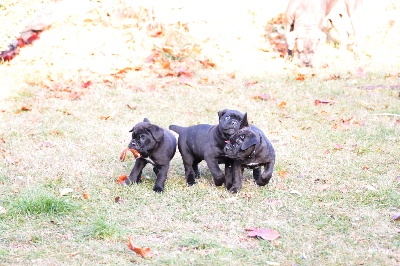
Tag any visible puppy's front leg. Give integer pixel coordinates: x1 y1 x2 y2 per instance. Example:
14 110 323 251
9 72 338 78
256 160 275 186
125 158 147 185
224 163 233 190
205 159 225 186
153 164 169 193
229 160 243 193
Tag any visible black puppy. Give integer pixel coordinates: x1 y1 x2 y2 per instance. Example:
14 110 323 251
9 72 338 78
224 114 275 193
169 109 244 186
124 118 176 192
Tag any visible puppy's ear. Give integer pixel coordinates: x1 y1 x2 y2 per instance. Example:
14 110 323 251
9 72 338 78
143 118 150 123
239 113 249 129
241 134 258 151
148 125 164 142
218 109 228 119
129 127 135 133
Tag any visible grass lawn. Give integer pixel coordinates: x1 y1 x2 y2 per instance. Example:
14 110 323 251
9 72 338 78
1 0 399 265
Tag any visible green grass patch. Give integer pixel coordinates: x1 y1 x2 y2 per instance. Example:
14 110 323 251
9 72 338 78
9 188 79 216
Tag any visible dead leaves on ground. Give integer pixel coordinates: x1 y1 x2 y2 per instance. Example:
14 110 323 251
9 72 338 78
127 236 151 258
246 228 281 241
120 148 141 162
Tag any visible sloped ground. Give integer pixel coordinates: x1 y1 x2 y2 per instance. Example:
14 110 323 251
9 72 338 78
0 1 399 265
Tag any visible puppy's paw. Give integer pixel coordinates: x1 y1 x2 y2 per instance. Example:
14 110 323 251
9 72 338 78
153 185 164 193
256 178 270 187
213 178 225 187
229 187 239 194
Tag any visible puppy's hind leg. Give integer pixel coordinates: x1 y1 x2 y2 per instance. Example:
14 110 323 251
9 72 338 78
193 161 201 179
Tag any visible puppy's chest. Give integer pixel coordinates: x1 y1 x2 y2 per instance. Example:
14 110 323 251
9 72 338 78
143 156 156 166
243 162 263 169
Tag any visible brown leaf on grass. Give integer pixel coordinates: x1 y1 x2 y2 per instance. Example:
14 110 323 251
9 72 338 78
0 138 5 143
314 99 335 106
126 104 137 110
295 74 305 81
354 67 367 78
252 94 270 101
334 144 344 150
21 106 32 111
245 228 280 241
199 58 216 68
229 72 236 79
278 169 287 178
245 80 258 86
81 81 91 88
392 212 400 221
117 175 128 184
115 196 124 203
2 150 19 164
82 191 89 199
162 60 170 69
325 74 340 80
100 115 110 120
277 101 287 108
69 91 83 100
127 236 151 258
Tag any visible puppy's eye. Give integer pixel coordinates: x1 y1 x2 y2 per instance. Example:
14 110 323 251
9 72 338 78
139 134 146 139
225 116 230 120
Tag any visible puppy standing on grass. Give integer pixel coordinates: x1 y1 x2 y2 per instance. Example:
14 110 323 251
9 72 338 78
224 114 275 193
169 109 244 187
124 118 176 192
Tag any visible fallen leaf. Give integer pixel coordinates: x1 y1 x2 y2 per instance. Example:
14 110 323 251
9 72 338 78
277 101 286 108
278 169 287 178
229 72 236 79
334 144 344 150
325 74 340 80
120 148 141 162
21 106 32 111
199 58 216 68
362 166 369 170
295 74 305 81
245 228 280 241
100 115 110 120
127 236 151 258
162 61 170 69
253 94 270 101
82 191 89 199
392 212 400 221
245 80 258 86
0 138 5 143
115 196 124 203
81 81 92 88
117 175 128 184
59 188 74 196
314 99 335 106
126 104 137 110
354 67 367 78
289 190 302 196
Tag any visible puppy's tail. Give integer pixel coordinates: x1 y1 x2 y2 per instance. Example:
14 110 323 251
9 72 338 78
169 125 184 134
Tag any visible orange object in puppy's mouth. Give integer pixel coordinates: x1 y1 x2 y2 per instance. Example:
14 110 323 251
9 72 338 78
119 148 141 162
